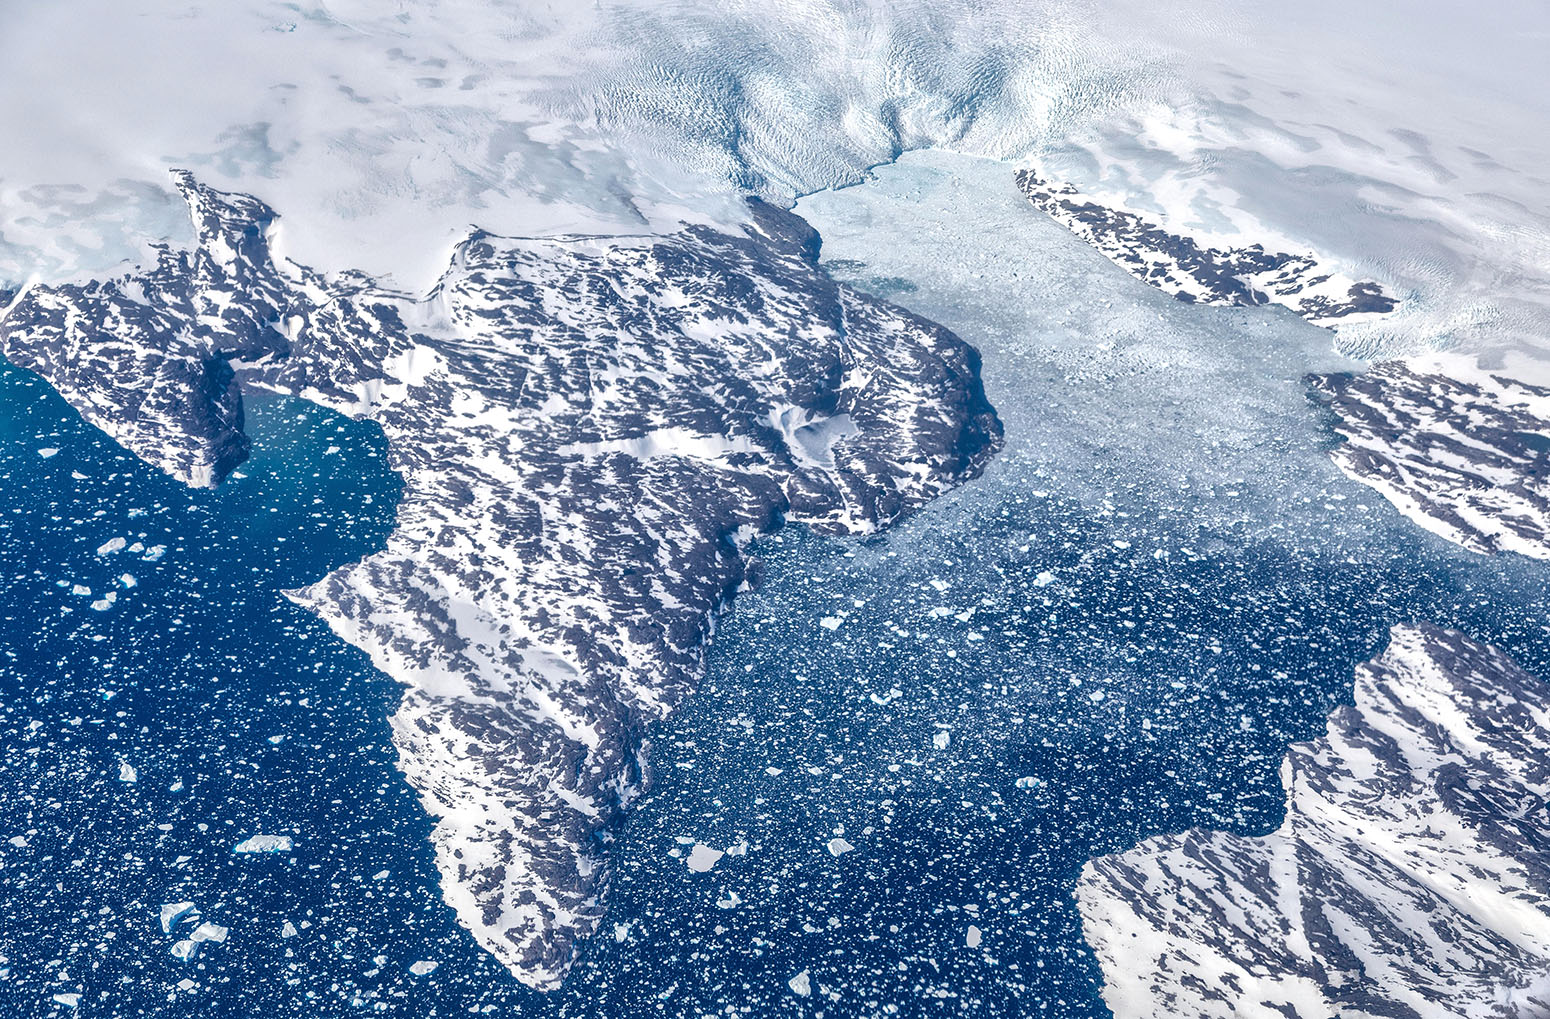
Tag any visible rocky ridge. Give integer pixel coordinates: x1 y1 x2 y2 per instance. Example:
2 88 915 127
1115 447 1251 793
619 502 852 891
1078 624 1550 1019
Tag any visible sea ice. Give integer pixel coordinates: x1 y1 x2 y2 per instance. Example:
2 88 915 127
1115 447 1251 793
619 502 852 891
686 844 725 873
160 901 197 934
233 835 292 854
409 960 438 976
191 922 227 944
95 537 125 555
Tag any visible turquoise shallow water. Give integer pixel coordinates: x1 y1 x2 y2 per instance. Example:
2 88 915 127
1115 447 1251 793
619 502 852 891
1 152 1549 1018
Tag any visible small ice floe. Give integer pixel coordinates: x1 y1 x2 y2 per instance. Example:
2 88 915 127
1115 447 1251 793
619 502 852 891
71 471 88 481
50 992 81 1008
685 844 724 873
280 921 298 939
95 536 126 556
233 835 292 854
191 922 227 944
818 615 844 631
764 766 783 777
70 584 91 597
8 835 28 848
966 925 983 948
716 891 743 909
119 574 136 588
171 939 198 962
408 960 438 976
932 730 951 750
825 838 855 857
118 761 137 784
613 923 632 944
929 579 951 593
160 901 198 934
37 448 58 459
176 979 196 992
1032 570 1056 587
1014 776 1041 790
788 970 812 997
142 545 167 562
371 870 390 881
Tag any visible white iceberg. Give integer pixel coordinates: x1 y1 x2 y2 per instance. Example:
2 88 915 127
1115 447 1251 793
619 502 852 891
160 901 198 934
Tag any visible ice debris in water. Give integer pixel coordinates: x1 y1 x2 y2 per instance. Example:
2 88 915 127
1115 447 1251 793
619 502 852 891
685 844 725 873
160 902 198 934
233 835 293 854
826 838 856 857
408 960 438 976
191 922 227 944
95 536 125 555
51 993 80 1008
789 970 812 997
117 761 137 784
37 448 58 458
967 925 983 948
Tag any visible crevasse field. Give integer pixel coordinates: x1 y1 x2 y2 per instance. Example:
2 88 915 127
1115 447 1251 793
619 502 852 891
1 2 1549 1017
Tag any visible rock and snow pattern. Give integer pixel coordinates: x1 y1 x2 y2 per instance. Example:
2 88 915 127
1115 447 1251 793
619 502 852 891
1077 623 1550 1019
1310 362 1550 559
0 172 1000 989
1013 168 1396 328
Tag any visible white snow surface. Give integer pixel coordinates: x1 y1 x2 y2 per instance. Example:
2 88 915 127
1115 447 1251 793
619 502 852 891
3 0 1547 368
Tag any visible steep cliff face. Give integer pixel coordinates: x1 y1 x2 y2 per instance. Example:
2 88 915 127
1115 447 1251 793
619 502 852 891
0 173 1001 989
1078 623 1550 1019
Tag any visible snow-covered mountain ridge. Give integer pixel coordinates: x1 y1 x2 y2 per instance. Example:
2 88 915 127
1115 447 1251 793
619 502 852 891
1078 623 1550 1018
0 172 1001 989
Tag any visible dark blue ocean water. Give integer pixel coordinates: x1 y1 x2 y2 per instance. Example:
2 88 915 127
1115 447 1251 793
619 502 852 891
2 156 1549 1018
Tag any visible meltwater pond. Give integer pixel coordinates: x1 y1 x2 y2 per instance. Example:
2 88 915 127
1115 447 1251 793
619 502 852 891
1 149 1549 1019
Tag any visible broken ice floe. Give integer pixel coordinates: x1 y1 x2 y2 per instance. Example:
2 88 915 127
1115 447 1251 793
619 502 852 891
233 835 293 854
685 844 724 873
160 902 198 934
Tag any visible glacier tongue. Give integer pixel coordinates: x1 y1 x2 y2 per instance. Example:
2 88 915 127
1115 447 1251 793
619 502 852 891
0 172 1000 989
1077 623 1550 1019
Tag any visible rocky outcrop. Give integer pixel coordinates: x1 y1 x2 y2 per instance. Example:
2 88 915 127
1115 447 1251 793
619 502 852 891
1078 624 1550 1019
1014 167 1396 327
0 173 1001 988
1309 363 1550 559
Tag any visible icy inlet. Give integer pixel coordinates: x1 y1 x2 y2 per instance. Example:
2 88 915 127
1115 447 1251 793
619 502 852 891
0 174 1000 988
